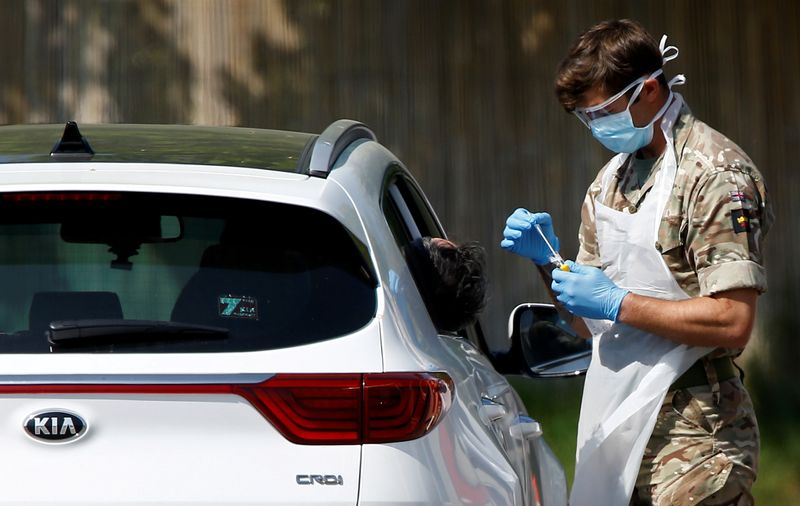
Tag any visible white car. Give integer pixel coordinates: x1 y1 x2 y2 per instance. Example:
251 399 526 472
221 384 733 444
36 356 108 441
0 120 583 505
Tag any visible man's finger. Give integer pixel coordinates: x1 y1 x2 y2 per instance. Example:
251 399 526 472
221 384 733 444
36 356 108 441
551 267 571 282
505 217 532 229
529 213 552 226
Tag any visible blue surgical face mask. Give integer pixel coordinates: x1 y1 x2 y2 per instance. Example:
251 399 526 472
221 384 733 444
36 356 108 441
589 108 653 154
585 70 665 154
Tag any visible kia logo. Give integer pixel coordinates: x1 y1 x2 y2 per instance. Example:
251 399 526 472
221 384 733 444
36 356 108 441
24 410 88 444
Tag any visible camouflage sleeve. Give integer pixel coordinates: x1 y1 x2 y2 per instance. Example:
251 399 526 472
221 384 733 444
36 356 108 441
687 165 771 296
575 176 603 268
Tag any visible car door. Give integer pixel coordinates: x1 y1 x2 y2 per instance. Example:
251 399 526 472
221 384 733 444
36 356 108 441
456 324 541 505
381 167 539 504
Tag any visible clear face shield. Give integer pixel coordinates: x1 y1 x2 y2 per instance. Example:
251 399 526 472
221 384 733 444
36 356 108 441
572 69 663 129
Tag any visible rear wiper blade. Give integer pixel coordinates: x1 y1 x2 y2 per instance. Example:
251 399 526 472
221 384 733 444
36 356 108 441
47 319 229 347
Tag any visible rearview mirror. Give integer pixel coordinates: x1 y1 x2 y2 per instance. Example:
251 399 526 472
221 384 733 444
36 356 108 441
61 213 183 269
61 214 183 244
508 303 590 378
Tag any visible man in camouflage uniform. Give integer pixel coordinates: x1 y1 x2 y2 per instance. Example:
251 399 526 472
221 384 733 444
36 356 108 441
577 97 768 506
501 19 770 505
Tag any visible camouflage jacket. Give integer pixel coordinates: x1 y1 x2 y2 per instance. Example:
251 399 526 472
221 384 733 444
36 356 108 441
576 101 772 357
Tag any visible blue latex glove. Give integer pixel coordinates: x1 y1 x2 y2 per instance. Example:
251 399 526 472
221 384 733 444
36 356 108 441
500 209 560 265
551 261 629 321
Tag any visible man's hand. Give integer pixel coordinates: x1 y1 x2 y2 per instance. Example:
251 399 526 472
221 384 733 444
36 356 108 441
551 261 629 321
500 209 560 265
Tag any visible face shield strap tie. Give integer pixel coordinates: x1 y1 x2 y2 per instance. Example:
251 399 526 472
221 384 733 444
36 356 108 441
668 74 686 88
660 34 686 87
659 34 679 64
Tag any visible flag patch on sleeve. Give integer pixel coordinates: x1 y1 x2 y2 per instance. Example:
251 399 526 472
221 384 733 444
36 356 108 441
729 190 746 202
731 209 751 233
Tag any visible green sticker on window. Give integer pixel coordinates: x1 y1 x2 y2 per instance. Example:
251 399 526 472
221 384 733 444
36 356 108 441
218 295 258 320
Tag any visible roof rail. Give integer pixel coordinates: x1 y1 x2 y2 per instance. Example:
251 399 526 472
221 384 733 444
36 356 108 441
308 119 376 178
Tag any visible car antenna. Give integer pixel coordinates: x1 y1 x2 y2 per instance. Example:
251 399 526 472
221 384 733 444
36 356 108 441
50 121 95 160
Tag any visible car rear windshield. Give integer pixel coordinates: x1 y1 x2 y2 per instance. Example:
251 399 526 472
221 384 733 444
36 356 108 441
0 192 377 353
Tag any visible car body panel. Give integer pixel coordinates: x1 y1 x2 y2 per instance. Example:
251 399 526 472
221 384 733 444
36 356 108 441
359 422 521 505
1 394 360 504
0 319 384 375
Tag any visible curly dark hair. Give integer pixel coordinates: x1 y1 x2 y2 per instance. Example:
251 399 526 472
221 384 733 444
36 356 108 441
555 19 665 112
406 237 488 333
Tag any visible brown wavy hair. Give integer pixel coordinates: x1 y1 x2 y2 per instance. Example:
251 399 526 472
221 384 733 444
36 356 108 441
555 19 665 112
405 237 488 333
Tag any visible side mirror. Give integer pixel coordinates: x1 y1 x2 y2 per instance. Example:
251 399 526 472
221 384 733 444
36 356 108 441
507 303 591 378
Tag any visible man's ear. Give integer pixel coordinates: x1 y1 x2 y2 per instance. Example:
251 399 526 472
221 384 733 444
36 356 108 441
641 78 662 104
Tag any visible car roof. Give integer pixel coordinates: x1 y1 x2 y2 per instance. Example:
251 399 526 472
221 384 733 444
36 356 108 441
0 123 317 173
0 120 397 251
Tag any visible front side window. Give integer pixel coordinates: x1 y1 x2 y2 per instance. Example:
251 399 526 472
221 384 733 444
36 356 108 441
381 172 488 344
0 192 377 353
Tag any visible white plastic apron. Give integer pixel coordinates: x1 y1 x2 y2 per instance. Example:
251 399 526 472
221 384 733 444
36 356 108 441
569 94 712 506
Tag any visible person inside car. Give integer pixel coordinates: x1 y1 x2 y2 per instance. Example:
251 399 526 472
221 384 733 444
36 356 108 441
404 236 488 334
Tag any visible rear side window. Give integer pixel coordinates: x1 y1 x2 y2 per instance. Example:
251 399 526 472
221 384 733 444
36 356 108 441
0 192 377 353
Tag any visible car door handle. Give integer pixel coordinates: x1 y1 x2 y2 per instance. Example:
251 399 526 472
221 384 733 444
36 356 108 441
480 398 507 422
485 382 511 400
510 415 543 440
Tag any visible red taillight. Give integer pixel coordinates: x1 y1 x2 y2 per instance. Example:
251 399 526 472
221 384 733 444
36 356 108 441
237 374 363 445
2 192 123 202
239 372 454 445
363 373 452 444
0 372 454 446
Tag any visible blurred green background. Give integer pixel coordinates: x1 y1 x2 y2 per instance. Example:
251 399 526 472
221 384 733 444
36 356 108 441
510 376 800 504
1 0 798 501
